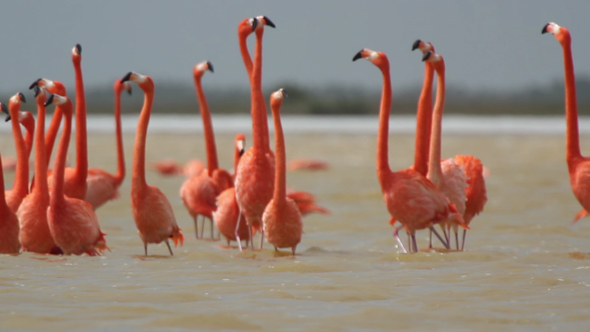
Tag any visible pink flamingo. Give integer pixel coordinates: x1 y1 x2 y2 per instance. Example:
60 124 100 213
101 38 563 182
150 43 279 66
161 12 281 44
45 93 107 255
263 89 303 254
235 16 276 250
0 147 19 253
287 159 329 171
122 71 184 255
2 108 35 163
17 87 62 254
84 79 130 209
543 22 590 226
180 61 232 239
353 48 467 253
4 94 30 213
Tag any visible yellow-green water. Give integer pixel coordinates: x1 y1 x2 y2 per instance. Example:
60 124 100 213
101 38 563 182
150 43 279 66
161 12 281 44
1 131 590 331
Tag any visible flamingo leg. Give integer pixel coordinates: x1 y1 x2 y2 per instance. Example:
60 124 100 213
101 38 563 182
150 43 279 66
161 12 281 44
411 234 418 253
431 226 450 249
428 229 433 249
454 230 460 251
210 218 214 239
440 224 449 244
407 233 412 253
144 243 148 256
259 230 265 250
165 239 174 256
292 246 296 255
248 224 254 250
235 213 244 252
393 225 408 254
200 215 205 240
461 229 467 251
193 215 199 239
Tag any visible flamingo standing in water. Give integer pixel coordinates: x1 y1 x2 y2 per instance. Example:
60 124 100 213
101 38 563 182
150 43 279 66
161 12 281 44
17 87 61 254
180 61 232 239
4 94 30 213
0 145 19 253
84 79 131 209
235 16 276 250
353 48 467 253
47 45 87 200
45 94 107 255
214 134 251 247
122 71 184 256
543 22 590 225
413 40 487 250
263 89 303 254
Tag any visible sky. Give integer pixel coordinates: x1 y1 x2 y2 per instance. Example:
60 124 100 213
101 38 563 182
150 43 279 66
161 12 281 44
0 0 588 95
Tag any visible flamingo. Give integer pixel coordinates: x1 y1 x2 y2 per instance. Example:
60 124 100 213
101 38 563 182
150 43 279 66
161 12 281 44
3 108 35 161
4 94 30 213
262 89 303 254
121 71 184 256
235 16 276 250
422 51 468 250
353 48 467 253
47 44 87 200
180 61 232 239
45 93 107 255
543 22 590 225
214 134 250 247
287 159 329 171
17 87 61 254
0 110 19 253
84 79 130 209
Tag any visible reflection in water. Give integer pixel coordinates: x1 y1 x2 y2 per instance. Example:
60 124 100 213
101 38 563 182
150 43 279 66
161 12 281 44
1 124 590 330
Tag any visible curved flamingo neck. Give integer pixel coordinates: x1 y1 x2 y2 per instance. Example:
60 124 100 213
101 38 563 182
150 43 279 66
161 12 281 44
0 151 9 213
33 98 49 197
114 87 125 186
44 107 63 167
73 59 88 186
132 85 154 189
271 101 286 205
427 62 446 186
561 37 581 164
239 32 253 77
252 30 270 152
194 75 218 175
414 62 435 176
21 114 35 158
376 61 393 189
51 102 73 206
9 102 29 200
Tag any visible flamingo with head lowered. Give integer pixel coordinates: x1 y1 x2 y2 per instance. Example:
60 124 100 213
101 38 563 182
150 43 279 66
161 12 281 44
353 48 467 253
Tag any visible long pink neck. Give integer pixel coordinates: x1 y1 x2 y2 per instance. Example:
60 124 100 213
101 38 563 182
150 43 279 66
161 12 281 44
132 86 154 189
414 62 435 176
50 103 72 206
0 150 8 213
376 61 393 190
194 75 218 175
271 102 286 205
427 63 446 186
44 107 63 167
9 103 29 201
114 88 125 186
252 30 270 151
562 37 581 164
73 59 88 186
239 33 253 77
22 117 35 158
33 98 49 197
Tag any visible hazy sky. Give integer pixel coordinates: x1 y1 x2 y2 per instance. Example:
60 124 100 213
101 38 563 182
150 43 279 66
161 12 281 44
0 0 588 94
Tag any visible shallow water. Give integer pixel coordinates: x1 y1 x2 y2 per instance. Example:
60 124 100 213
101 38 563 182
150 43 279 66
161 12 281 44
2 116 590 331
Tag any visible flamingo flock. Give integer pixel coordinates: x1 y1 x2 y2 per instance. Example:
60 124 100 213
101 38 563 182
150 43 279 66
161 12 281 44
0 18 585 256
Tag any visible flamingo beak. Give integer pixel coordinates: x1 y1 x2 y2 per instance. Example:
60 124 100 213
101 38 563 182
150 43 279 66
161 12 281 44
412 39 421 51
251 18 258 31
542 23 550 34
121 72 133 83
33 86 41 98
1 103 9 122
18 92 26 103
44 94 55 107
29 78 42 90
352 49 364 61
422 51 433 62
207 61 214 73
263 16 276 28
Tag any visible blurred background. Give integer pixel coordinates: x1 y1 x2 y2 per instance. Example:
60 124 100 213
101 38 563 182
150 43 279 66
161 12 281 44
0 0 589 115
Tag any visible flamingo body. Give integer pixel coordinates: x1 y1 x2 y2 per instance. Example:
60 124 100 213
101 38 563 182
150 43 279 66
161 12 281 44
180 172 220 220
0 210 19 253
17 192 58 253
214 187 250 245
454 155 487 225
132 184 183 246
85 168 121 209
263 198 302 251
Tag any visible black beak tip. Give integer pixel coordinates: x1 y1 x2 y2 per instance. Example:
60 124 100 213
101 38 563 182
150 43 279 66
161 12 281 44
29 78 42 90
75 43 82 55
422 51 433 62
282 89 289 98
121 72 132 83
33 86 41 97
239 149 245 157
263 16 276 28
251 18 258 31
44 94 55 107
542 23 550 34
4 115 10 122
352 50 363 62
0 103 7 114
18 92 26 103
207 61 214 73
412 39 421 51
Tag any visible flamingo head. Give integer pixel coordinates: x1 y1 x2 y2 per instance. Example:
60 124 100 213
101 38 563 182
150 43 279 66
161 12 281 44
193 61 214 79
270 88 288 111
238 16 275 37
542 22 571 45
352 48 389 70
114 79 132 96
235 133 246 156
9 92 26 105
72 43 82 62
422 51 445 71
412 39 435 54
121 71 153 92
29 78 66 96
44 94 71 112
